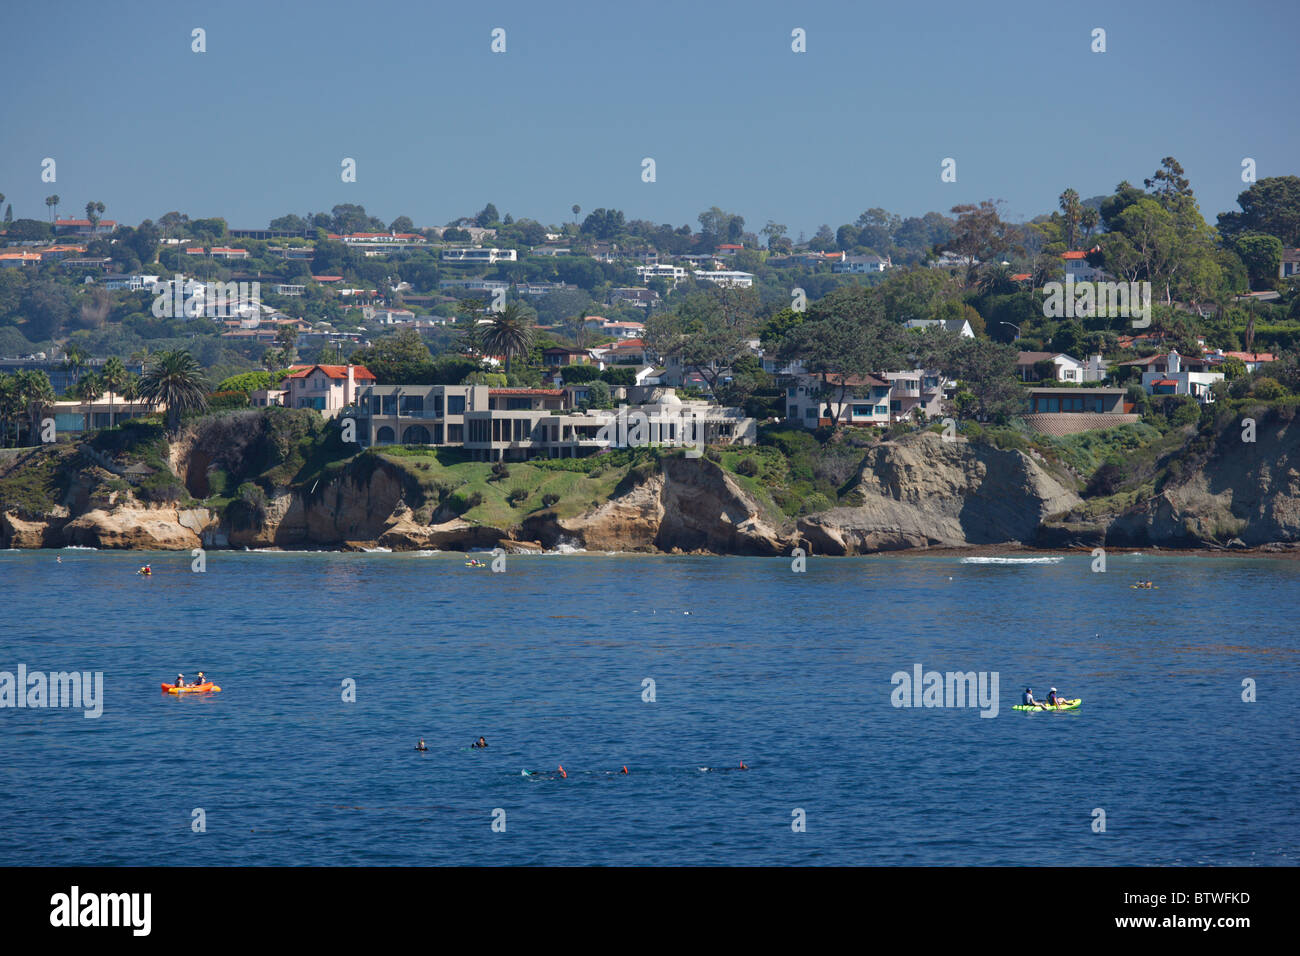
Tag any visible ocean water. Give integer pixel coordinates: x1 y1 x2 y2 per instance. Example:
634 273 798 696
0 548 1297 866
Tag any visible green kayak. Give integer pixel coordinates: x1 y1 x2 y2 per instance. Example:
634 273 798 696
1013 697 1081 712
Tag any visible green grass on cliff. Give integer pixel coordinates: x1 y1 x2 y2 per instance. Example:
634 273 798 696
375 447 640 527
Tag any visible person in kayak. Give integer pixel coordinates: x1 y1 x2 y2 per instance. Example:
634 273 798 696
415 738 428 752
1047 687 1066 706
195 671 206 686
472 736 488 749
175 673 186 688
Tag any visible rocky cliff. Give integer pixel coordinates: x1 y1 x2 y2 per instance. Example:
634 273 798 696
5 413 1300 554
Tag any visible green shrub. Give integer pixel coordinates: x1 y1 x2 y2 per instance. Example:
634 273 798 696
1252 376 1285 400
541 492 560 507
507 488 530 506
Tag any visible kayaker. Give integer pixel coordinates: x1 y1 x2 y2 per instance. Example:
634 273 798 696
1047 687 1065 706
472 736 488 749
415 738 428 752
195 671 206 686
1022 687 1038 707
176 673 186 688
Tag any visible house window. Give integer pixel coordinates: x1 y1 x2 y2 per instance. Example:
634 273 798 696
805 407 817 419
448 395 465 415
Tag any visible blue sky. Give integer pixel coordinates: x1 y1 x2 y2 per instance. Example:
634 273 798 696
1 0 1295 235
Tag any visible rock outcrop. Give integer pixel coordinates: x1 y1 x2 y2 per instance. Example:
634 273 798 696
8 412 1300 554
795 433 1081 554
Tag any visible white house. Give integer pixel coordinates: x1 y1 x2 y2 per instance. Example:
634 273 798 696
693 270 754 288
440 247 518 264
904 318 975 338
1139 351 1224 404
832 254 892 274
1062 250 1103 282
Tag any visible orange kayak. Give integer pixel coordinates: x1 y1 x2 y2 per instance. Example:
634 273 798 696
161 682 221 694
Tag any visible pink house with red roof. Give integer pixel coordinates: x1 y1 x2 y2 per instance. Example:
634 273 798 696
281 364 377 416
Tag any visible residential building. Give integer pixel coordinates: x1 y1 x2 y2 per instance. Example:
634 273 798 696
49 393 163 433
693 270 754 288
281 364 377 415
1279 249 1300 280
1062 249 1103 282
903 318 975 338
880 369 951 419
101 274 160 291
1127 351 1225 403
0 251 42 269
832 254 892 274
785 374 893 428
53 218 117 237
635 263 688 284
440 247 518 264
608 287 659 310
350 383 487 446
542 346 593 369
1022 387 1138 436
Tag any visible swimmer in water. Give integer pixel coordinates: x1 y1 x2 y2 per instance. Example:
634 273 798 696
415 738 427 752
620 766 628 775
738 760 748 770
472 736 488 749
558 765 567 779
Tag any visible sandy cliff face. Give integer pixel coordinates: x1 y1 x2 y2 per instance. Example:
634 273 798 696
1105 414 1300 547
795 432 1081 554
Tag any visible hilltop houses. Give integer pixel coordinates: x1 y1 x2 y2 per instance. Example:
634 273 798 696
345 383 755 460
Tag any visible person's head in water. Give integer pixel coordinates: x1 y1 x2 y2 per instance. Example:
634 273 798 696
739 760 748 770
416 738 427 751
477 736 487 748
558 765 567 778
620 765 628 774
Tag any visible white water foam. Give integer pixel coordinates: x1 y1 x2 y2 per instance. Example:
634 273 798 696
959 556 1065 565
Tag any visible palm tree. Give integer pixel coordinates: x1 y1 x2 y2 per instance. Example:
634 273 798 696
0 375 22 448
61 345 88 388
478 303 535 375
85 200 106 233
976 263 1017 296
69 373 102 403
1058 189 1082 249
1080 206 1099 240
274 325 298 364
99 357 130 426
14 370 55 445
45 195 60 222
137 349 208 435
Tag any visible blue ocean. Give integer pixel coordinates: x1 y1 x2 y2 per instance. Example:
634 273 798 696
1 549 1296 865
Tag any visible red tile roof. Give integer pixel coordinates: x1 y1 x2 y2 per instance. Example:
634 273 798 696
1062 251 1088 260
286 364 376 381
